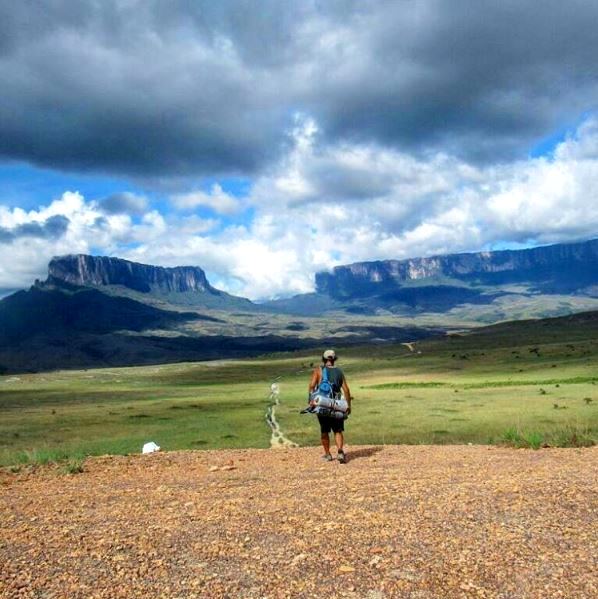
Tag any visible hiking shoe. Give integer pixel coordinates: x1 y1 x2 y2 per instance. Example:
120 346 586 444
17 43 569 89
322 454 333 462
337 451 347 464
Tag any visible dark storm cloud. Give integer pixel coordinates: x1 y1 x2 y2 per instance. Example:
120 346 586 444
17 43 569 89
0 0 597 179
310 0 598 161
98 192 147 215
0 0 288 177
0 215 70 244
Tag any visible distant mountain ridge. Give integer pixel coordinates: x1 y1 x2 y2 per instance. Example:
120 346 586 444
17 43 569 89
48 254 218 295
316 238 598 299
263 238 598 316
46 240 598 311
45 254 255 310
2 240 598 373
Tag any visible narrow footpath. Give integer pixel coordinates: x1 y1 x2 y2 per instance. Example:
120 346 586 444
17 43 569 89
265 382 299 448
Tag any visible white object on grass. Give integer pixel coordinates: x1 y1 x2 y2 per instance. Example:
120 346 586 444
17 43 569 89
142 441 161 454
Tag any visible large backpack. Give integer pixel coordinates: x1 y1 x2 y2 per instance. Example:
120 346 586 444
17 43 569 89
309 367 348 419
317 366 335 398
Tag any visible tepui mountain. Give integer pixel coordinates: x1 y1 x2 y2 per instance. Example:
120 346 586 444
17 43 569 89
1 238 597 373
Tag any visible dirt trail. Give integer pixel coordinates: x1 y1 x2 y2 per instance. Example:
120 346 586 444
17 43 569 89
266 382 299 448
1 445 596 598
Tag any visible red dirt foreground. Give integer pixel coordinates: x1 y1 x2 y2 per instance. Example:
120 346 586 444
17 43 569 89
1 445 597 598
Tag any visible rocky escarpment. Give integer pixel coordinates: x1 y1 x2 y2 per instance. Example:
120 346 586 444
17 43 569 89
316 238 598 299
47 254 219 295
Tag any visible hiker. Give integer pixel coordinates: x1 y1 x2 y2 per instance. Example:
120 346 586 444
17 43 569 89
308 349 352 463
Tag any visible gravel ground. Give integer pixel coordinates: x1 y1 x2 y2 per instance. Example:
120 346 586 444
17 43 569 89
1 445 596 598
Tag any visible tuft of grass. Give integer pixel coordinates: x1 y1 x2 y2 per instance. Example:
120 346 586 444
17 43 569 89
523 431 544 450
17 448 70 465
501 425 595 449
6 448 88 470
62 458 85 475
551 426 595 448
501 428 544 449
502 427 521 446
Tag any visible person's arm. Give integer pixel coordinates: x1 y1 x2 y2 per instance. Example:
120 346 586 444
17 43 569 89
308 368 321 392
308 368 321 404
341 378 352 414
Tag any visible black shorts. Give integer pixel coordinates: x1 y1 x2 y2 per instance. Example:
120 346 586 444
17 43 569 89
318 414 345 434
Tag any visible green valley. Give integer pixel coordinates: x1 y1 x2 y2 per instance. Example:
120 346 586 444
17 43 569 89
2 311 596 466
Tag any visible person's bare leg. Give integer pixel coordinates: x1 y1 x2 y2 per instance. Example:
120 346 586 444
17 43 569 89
321 433 331 455
334 432 344 452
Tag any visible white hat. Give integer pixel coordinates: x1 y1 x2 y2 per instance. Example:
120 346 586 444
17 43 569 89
322 349 336 360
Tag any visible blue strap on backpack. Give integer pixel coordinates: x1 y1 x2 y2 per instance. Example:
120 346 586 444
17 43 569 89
318 366 334 398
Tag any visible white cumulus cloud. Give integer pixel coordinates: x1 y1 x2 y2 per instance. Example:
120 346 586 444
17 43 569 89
171 184 244 215
1 118 597 299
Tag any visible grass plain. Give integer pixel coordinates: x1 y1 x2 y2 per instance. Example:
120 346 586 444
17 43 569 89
1 314 596 466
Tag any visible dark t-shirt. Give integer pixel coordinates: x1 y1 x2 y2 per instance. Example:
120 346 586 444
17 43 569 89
321 366 344 395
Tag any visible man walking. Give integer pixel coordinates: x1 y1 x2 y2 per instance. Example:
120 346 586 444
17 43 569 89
308 349 352 463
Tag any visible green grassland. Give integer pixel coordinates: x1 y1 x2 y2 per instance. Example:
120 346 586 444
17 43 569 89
1 314 597 466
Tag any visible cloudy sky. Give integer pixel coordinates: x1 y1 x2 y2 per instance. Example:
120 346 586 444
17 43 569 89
1 0 597 299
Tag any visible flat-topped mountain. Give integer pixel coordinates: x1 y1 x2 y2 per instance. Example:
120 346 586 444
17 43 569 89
45 254 254 310
316 238 598 299
264 238 598 317
2 240 598 372
48 254 218 294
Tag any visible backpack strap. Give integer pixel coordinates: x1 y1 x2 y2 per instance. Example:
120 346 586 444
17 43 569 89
321 366 329 383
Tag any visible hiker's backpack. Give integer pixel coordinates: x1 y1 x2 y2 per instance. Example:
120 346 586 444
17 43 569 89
317 366 335 398
309 367 349 419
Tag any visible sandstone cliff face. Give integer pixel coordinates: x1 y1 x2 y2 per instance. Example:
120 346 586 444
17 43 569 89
316 239 598 298
48 255 218 295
